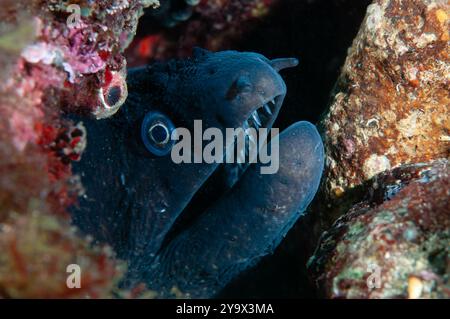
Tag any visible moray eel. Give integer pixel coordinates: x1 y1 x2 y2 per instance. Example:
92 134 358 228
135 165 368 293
71 48 324 298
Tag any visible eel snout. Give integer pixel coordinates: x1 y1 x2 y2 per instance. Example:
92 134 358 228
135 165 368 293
240 56 299 131
224 55 299 182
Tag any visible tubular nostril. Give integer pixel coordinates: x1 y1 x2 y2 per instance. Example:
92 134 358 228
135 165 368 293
270 58 299 72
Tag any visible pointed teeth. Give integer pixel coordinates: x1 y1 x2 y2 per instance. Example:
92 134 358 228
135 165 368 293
244 96 279 130
252 111 262 127
263 103 273 115
267 99 276 112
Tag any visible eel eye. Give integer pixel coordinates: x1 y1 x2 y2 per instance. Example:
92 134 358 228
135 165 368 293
141 111 175 156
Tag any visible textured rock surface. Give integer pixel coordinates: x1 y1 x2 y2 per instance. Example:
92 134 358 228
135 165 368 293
317 0 449 227
127 0 279 64
0 0 158 298
308 160 449 299
298 0 450 299
296 0 450 264
0 208 122 298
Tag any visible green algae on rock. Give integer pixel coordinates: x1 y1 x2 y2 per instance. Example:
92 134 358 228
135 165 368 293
308 159 449 298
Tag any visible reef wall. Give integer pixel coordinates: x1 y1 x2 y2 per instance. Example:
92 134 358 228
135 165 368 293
0 0 159 298
0 0 447 299
306 0 449 298
308 160 449 298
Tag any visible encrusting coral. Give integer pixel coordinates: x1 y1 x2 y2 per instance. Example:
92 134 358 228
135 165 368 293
0 205 122 298
0 0 159 298
308 160 449 298
0 0 448 299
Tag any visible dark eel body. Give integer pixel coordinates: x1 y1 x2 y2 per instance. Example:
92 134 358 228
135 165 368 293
71 49 324 298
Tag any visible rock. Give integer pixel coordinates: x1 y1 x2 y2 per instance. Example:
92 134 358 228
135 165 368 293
0 1 158 213
0 1 158 298
317 0 449 227
307 159 449 299
301 0 450 298
0 208 124 298
298 0 450 261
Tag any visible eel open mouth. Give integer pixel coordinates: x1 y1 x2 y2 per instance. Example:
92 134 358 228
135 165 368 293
162 93 286 248
225 94 284 186
159 56 298 251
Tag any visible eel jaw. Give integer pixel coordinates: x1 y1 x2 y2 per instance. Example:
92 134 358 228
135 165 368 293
158 93 285 248
221 57 299 186
224 94 284 187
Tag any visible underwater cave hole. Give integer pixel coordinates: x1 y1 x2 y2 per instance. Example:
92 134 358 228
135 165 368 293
106 85 122 106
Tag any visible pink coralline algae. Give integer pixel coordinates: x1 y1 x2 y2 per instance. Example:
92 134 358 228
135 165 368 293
0 0 159 298
18 0 160 119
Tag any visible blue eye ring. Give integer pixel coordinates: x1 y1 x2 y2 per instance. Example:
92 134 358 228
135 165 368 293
141 111 175 156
